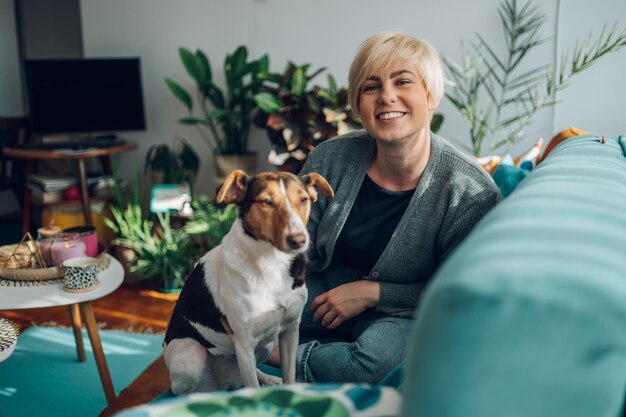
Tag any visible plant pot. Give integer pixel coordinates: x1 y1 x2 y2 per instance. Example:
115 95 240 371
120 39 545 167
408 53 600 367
111 242 143 285
213 152 258 184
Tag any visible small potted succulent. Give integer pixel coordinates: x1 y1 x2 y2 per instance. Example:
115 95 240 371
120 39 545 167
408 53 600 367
144 137 199 186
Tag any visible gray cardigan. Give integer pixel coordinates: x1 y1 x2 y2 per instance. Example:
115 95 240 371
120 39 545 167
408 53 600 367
300 130 501 317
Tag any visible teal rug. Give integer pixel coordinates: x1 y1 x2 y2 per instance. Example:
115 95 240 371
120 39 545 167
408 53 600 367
0 326 163 417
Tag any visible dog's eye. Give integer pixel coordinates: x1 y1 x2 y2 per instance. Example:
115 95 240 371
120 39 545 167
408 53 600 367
300 196 309 203
261 199 273 207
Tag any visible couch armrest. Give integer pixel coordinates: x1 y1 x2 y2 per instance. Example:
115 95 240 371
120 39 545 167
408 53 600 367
402 134 626 417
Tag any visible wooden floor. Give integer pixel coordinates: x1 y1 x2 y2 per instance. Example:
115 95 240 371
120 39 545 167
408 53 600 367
1 281 177 416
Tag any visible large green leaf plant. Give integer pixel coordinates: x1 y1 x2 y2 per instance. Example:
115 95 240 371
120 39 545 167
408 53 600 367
166 46 269 155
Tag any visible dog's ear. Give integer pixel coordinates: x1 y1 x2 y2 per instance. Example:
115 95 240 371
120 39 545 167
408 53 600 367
216 170 249 204
301 173 334 202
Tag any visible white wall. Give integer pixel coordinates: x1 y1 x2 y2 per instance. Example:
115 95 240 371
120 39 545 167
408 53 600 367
79 0 625 194
554 0 626 135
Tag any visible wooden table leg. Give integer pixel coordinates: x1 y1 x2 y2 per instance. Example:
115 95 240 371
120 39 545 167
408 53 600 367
21 160 33 234
79 301 116 406
68 304 86 362
75 158 93 226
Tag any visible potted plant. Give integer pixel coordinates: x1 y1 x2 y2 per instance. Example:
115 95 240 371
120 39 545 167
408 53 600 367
114 212 193 292
165 45 269 181
443 0 626 156
253 62 362 173
144 137 200 186
103 173 146 284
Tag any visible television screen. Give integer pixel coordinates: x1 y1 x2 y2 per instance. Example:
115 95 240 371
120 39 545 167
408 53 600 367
24 58 146 134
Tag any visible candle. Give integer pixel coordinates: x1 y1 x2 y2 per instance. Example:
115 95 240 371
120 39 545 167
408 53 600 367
64 226 98 257
36 238 55 266
50 233 86 267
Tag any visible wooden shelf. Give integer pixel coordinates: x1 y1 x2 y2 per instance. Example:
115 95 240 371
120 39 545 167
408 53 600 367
30 195 111 208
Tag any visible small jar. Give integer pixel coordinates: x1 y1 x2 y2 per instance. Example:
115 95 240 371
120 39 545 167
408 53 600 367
37 226 61 240
50 233 86 267
64 226 98 257
36 226 62 267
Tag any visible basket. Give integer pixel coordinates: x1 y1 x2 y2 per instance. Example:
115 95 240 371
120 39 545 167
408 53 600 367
0 250 108 281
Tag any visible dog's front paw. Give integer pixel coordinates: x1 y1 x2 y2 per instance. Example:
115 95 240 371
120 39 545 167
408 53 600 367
256 369 283 386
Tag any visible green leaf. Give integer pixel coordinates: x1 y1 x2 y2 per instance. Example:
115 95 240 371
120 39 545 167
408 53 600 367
431 113 444 133
165 78 192 111
210 108 227 120
195 49 212 82
316 89 335 104
250 54 269 75
205 83 225 109
291 67 306 96
254 92 282 113
179 48 205 87
327 74 338 95
230 45 248 75
257 71 283 83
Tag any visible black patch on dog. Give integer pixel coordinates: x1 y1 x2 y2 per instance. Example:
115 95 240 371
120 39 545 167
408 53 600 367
164 262 230 349
290 253 306 289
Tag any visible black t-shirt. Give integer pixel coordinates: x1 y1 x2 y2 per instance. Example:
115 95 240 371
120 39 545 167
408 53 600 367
332 175 414 274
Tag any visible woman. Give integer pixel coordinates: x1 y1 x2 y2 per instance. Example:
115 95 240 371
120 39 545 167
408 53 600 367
272 32 500 384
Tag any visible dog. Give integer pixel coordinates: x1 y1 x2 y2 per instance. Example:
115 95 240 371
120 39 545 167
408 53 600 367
163 169 334 394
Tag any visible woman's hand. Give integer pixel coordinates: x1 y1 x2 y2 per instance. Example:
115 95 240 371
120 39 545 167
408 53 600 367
311 280 380 329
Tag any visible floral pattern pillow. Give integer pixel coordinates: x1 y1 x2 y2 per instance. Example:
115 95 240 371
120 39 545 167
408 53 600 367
114 383 401 417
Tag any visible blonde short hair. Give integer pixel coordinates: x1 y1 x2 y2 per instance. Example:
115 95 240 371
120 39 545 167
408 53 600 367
348 32 444 115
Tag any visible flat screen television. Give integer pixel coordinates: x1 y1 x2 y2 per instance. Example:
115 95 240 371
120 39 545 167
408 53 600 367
24 58 146 135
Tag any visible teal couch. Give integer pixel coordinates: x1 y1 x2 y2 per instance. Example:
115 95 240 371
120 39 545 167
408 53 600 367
402 134 626 417
115 134 625 417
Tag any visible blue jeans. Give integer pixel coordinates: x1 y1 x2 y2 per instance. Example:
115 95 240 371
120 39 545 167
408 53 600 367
296 262 413 384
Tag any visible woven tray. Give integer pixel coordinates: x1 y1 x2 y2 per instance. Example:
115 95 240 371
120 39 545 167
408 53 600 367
0 251 108 281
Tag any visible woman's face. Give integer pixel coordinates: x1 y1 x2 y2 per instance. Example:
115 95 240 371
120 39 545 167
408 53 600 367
358 60 433 144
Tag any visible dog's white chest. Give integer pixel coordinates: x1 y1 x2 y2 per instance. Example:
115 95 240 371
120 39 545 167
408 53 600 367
190 244 307 357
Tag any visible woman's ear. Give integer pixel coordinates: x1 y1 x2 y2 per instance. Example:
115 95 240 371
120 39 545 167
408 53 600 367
427 95 439 111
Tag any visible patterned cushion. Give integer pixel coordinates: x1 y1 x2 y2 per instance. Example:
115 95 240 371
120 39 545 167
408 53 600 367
401 134 626 417
114 383 401 417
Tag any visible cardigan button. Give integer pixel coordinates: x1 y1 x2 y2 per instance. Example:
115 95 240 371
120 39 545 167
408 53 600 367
371 271 380 278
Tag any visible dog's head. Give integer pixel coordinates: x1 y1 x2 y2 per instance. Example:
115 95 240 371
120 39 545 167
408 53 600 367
216 170 334 254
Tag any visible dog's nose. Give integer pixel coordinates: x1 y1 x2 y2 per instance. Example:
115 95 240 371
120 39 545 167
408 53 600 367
286 232 306 250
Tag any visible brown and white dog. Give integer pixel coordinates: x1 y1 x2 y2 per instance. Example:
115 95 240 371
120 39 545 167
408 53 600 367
163 170 334 394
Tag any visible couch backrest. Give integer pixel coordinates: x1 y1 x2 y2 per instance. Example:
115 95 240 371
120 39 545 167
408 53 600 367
402 134 626 417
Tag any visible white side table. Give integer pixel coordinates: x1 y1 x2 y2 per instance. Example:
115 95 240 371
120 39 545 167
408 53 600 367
0 255 124 406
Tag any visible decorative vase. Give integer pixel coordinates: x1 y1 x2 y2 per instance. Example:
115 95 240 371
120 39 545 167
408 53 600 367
213 152 258 184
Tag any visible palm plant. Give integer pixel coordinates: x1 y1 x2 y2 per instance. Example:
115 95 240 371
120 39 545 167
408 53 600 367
184 195 238 253
444 0 626 156
117 212 192 292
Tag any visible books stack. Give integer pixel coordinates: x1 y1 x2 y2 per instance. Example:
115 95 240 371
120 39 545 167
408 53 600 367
26 174 117 203
27 175 76 203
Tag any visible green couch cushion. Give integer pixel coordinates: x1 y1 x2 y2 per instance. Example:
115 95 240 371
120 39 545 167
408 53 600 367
402 134 626 417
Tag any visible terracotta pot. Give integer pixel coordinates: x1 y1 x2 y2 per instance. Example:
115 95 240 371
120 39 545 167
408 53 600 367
213 152 258 184
111 243 142 284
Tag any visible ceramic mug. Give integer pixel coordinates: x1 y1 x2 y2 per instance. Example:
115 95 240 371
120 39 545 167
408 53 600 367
63 257 100 293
